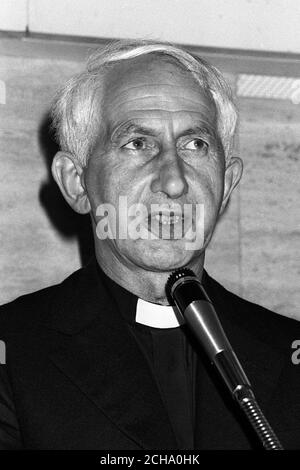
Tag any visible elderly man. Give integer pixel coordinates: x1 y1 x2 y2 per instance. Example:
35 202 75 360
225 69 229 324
0 40 299 450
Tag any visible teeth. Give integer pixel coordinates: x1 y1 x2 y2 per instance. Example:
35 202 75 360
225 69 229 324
154 214 181 225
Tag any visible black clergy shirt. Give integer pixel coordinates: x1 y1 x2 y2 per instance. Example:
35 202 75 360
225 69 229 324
96 265 198 449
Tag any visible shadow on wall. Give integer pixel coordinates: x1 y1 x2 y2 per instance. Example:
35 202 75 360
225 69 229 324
38 112 94 266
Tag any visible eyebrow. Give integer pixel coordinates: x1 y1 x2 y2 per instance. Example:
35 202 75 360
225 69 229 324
111 123 158 141
111 122 217 142
181 126 215 139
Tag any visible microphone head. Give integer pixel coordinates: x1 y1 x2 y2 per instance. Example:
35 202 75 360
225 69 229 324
165 267 197 303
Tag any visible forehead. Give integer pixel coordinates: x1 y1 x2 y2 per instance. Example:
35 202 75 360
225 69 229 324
101 55 217 130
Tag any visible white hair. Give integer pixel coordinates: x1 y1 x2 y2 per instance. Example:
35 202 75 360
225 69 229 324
51 39 238 166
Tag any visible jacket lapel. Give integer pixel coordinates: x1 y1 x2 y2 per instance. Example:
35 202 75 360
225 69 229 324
44 260 177 450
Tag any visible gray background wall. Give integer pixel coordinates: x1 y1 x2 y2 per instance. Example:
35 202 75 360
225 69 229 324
0 0 299 320
2 0 300 54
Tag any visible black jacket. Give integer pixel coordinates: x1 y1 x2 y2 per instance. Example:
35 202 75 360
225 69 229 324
0 259 299 449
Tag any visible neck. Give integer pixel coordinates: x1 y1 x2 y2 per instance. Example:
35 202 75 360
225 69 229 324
95 246 205 305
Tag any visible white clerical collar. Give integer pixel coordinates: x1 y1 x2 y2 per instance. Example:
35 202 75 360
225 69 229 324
135 298 185 329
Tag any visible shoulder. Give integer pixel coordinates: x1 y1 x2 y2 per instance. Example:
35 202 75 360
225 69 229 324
205 272 300 350
0 264 89 335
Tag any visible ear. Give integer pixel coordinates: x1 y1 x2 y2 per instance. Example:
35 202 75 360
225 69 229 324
51 151 91 214
219 157 243 214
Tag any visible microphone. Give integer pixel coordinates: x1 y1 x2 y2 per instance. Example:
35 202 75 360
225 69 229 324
165 267 251 397
165 267 283 450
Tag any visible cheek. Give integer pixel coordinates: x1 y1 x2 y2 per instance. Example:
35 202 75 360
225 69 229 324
190 168 224 226
192 167 223 202
86 152 137 211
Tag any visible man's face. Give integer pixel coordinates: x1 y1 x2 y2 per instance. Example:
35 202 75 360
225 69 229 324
84 56 227 272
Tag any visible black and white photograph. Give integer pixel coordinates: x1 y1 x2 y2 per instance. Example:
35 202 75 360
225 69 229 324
0 0 299 454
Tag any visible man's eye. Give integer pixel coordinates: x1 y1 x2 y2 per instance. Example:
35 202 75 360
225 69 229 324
183 139 208 151
122 138 146 150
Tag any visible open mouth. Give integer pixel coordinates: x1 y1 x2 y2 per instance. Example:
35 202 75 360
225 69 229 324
153 213 182 225
146 211 190 240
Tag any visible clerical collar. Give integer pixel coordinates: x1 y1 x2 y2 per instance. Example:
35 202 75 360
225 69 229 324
95 262 206 329
136 298 185 328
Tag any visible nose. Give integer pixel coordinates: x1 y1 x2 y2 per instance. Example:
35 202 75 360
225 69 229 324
150 150 188 199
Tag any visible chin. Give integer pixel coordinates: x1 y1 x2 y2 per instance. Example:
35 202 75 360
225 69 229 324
127 239 198 272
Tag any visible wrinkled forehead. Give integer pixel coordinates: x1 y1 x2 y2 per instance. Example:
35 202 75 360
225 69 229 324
101 54 217 125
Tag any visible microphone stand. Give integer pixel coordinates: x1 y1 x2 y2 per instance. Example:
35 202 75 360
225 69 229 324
166 268 283 450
